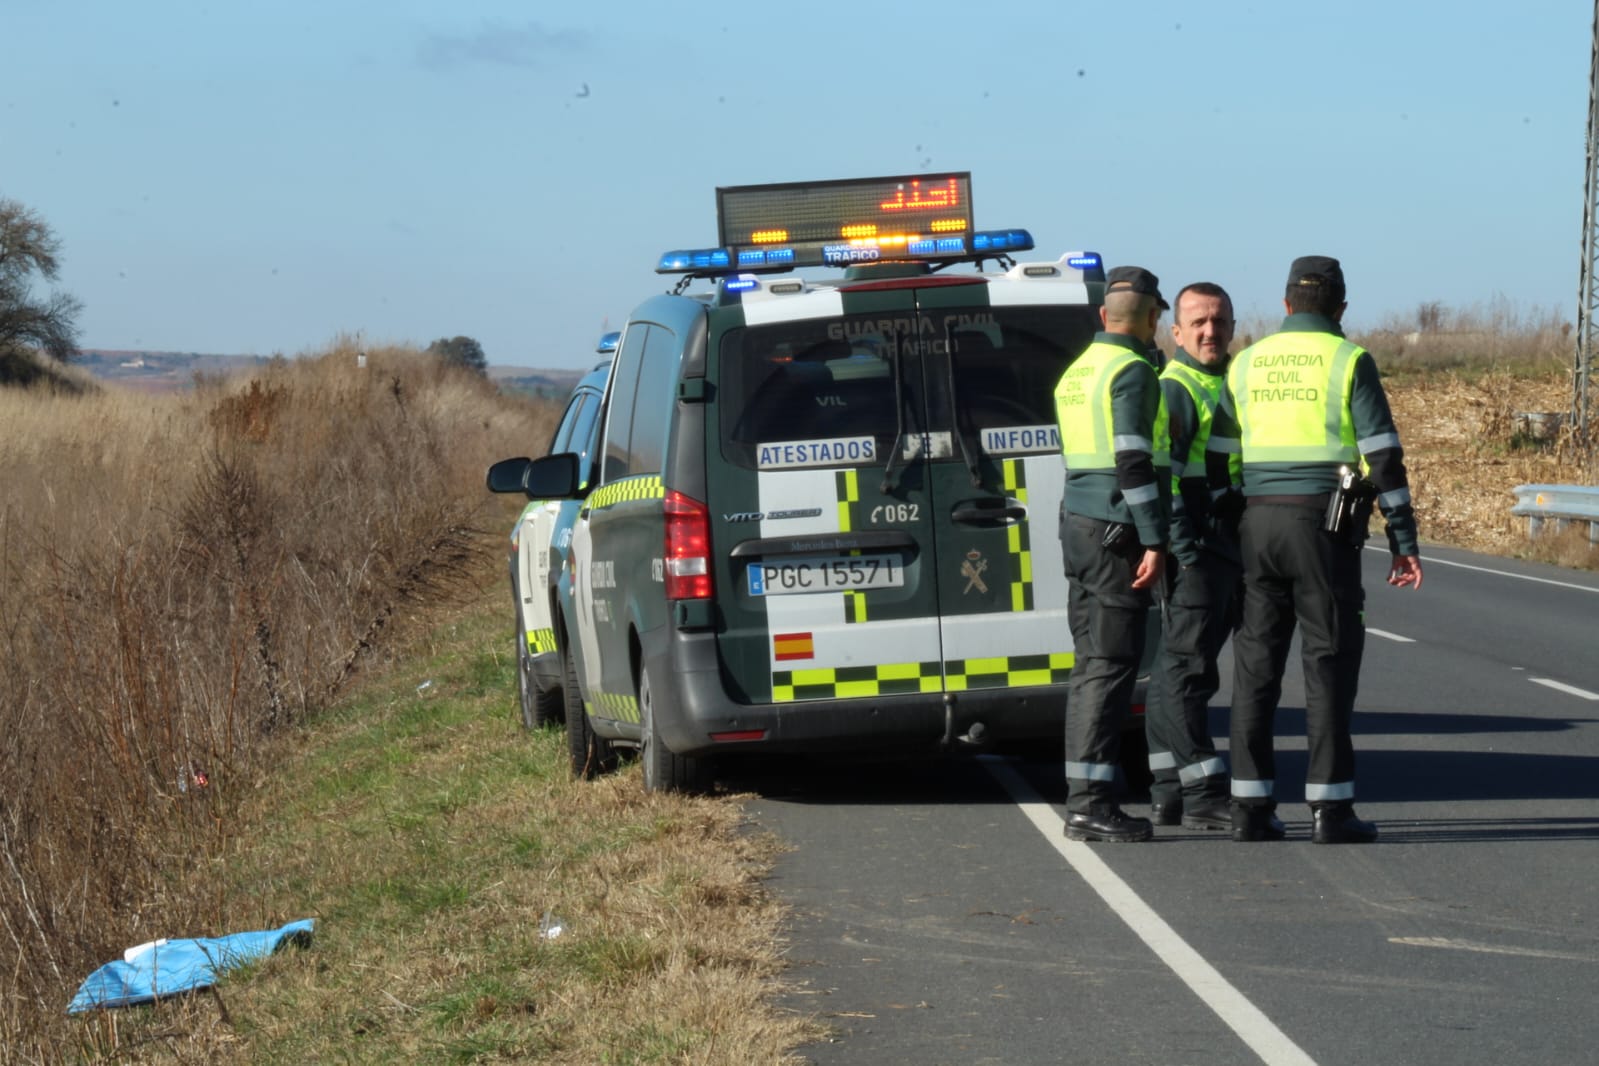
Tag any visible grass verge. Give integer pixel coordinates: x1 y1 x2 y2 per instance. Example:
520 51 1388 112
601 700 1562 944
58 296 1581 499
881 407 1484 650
70 600 825 1063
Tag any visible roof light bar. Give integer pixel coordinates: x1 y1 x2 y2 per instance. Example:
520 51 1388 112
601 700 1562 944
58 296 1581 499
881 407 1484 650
658 229 1038 278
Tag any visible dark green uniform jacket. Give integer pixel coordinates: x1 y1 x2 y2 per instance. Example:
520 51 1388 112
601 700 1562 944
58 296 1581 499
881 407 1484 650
1054 331 1171 549
1217 314 1418 555
1161 347 1241 567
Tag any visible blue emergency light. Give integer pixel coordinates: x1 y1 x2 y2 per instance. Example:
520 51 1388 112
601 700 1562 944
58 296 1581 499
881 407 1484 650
657 248 733 273
970 229 1034 254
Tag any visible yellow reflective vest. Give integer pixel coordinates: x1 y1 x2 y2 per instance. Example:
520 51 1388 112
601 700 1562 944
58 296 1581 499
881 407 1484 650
1056 341 1170 472
1160 358 1241 484
1226 331 1362 464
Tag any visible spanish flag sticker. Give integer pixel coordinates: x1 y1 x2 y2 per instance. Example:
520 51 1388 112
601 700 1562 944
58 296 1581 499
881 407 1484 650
773 632 814 662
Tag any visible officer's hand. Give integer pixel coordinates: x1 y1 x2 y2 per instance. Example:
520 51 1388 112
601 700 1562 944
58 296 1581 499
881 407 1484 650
1131 548 1164 590
1387 554 1423 590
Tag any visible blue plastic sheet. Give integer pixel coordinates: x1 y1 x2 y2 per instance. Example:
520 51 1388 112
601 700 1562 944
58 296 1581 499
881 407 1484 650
68 918 314 1013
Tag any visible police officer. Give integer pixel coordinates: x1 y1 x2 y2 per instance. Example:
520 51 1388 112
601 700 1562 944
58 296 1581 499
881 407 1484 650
1055 266 1172 843
1219 256 1423 844
1146 282 1241 831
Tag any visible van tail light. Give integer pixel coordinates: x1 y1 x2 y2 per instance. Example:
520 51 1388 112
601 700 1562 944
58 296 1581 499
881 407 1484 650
664 490 712 600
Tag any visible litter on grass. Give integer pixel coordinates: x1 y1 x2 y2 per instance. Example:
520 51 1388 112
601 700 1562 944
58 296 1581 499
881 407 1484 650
68 918 315 1013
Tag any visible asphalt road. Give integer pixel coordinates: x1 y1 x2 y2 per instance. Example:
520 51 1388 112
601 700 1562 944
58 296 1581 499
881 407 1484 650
740 543 1599 1066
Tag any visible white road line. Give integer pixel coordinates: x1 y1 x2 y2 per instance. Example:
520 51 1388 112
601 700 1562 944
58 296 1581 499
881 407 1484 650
1529 677 1599 701
1365 627 1415 643
1367 546 1599 593
982 757 1319 1066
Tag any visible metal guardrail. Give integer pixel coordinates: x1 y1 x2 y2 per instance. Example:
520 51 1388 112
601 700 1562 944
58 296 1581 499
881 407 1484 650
1511 484 1599 543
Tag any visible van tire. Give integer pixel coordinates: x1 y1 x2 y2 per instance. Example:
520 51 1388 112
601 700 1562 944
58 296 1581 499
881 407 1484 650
518 636 564 730
639 664 707 794
565 646 615 779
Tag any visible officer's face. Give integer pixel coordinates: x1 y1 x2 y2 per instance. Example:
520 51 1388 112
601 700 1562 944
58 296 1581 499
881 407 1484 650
1172 292 1235 367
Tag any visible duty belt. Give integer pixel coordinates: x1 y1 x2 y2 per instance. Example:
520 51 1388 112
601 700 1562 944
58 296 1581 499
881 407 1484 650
1246 493 1330 508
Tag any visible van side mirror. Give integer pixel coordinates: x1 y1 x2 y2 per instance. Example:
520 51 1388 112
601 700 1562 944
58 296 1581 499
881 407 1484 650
486 453 582 499
486 456 532 494
523 452 582 499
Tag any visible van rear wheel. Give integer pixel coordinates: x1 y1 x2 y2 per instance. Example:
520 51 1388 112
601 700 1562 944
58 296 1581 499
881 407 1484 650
565 645 615 779
639 664 708 794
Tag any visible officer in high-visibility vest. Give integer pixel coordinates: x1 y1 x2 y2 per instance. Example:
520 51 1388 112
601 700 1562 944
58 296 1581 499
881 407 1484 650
1146 282 1242 831
1054 266 1172 843
1218 256 1423 844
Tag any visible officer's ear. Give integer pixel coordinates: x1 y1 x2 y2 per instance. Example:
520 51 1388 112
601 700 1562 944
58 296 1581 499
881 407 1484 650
1098 305 1111 329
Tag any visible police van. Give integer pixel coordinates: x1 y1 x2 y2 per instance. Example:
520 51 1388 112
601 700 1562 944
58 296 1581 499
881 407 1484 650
489 338 614 732
518 173 1130 791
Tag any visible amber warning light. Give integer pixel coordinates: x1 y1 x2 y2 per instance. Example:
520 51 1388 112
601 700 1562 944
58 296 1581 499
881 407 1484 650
716 172 975 270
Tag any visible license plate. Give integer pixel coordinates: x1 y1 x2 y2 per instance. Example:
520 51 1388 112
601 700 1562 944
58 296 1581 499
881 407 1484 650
747 554 904 596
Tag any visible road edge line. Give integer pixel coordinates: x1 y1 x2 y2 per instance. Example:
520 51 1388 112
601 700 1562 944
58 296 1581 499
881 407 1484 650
981 756 1321 1066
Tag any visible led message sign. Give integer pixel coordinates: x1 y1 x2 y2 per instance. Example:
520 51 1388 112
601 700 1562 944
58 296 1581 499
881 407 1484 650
716 172 975 269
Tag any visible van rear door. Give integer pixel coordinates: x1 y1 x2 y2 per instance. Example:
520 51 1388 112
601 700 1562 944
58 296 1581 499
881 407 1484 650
712 280 1099 719
713 288 950 705
913 285 1100 694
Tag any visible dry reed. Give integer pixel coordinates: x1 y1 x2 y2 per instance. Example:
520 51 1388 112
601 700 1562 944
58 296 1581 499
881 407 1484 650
0 340 557 1059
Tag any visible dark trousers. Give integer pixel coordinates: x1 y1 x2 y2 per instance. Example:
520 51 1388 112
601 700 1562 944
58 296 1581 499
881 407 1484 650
1062 512 1152 813
1147 553 1240 804
1229 502 1366 808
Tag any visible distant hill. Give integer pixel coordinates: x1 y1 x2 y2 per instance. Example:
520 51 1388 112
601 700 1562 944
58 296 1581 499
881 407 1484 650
486 365 587 400
71 350 587 399
74 349 270 392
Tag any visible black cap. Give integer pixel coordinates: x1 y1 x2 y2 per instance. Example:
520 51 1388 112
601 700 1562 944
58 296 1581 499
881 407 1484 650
1105 265 1169 309
1287 255 1344 291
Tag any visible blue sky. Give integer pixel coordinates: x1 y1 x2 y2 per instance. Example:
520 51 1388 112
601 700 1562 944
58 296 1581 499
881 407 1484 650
3 2 1587 369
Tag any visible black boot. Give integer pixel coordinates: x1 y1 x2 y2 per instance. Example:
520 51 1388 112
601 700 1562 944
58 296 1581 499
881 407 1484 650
1180 795 1232 831
1149 792 1182 826
1311 803 1378 844
1065 805 1154 843
1231 803 1286 842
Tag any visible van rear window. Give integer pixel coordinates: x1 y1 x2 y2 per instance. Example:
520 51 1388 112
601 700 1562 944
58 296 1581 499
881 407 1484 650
720 317 905 469
718 305 1098 469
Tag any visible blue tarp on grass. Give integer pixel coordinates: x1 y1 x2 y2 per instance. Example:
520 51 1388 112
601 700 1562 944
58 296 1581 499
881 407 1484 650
68 918 314 1013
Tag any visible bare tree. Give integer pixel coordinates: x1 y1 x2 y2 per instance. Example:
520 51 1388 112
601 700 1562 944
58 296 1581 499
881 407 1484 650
0 199 82 363
1415 300 1444 334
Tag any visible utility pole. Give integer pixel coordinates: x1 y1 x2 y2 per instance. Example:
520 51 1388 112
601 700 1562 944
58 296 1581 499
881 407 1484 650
1578 0 1599 446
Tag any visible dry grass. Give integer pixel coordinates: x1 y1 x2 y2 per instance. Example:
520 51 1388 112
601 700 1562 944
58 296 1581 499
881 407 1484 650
0 342 561 1059
1378 364 1594 568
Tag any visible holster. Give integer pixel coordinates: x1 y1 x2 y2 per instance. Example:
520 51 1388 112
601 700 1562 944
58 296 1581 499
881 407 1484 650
1323 465 1377 546
1208 489 1245 539
1101 521 1136 555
